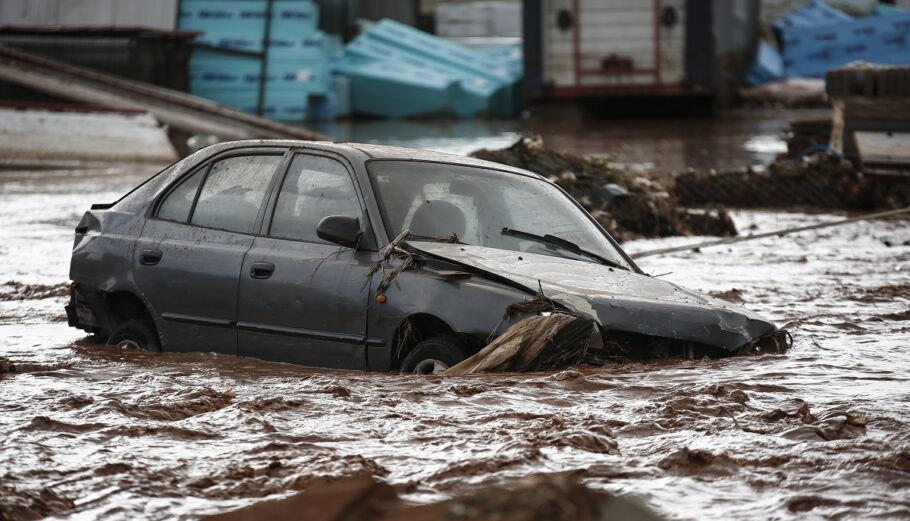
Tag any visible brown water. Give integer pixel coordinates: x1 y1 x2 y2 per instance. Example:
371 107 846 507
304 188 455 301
1 133 909 520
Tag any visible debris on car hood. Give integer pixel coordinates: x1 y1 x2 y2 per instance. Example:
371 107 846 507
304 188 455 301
369 230 417 297
411 241 785 355
370 230 462 298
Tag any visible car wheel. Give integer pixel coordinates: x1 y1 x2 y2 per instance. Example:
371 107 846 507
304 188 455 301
401 336 473 375
106 319 161 352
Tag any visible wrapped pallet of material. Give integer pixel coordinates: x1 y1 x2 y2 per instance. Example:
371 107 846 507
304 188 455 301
776 6 910 78
331 55 459 118
178 0 332 121
333 18 521 118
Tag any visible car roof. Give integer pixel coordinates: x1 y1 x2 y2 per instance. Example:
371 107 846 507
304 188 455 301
200 139 544 180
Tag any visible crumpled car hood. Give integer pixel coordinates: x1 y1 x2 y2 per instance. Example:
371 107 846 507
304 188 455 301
411 242 777 352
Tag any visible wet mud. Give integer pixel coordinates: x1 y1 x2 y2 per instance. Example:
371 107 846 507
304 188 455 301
198 473 663 521
1 160 909 520
0 282 69 301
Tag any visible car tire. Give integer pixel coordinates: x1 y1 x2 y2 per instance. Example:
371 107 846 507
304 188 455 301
106 319 161 352
401 335 473 375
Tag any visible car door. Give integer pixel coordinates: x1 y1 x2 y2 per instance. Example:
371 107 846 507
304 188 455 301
237 151 375 369
135 151 286 354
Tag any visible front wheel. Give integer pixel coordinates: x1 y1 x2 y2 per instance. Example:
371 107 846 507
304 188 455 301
401 336 473 375
106 319 161 352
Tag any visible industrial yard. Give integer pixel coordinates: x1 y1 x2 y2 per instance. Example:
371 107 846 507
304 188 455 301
1 1 909 520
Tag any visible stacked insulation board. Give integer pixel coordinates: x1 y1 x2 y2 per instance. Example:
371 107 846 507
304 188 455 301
333 19 522 118
778 8 910 78
178 0 333 121
749 0 910 84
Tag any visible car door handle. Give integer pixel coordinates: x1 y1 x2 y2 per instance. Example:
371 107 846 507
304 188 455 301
140 249 162 266
250 261 275 279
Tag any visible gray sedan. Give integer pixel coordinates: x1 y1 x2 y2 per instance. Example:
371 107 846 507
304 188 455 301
66 140 786 373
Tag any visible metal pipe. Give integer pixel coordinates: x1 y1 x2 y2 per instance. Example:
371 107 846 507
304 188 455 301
654 0 662 85
630 207 910 259
0 44 329 140
572 0 581 87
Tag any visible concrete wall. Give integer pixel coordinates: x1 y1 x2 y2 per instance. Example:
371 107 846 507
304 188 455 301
0 0 178 30
0 108 178 165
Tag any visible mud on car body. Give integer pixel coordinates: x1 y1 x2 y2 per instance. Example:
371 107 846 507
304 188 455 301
67 140 787 373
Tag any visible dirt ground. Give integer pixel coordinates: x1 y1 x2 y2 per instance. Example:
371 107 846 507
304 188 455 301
1 141 909 519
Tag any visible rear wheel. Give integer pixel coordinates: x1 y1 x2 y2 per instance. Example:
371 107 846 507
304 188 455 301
401 336 473 375
106 319 161 352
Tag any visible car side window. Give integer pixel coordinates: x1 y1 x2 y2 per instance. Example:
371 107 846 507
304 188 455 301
190 155 282 234
270 154 361 243
156 168 204 223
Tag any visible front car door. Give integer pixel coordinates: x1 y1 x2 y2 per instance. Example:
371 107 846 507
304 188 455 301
135 150 286 354
237 151 376 369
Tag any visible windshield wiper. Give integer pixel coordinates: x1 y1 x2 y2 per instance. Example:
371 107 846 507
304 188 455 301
501 228 628 270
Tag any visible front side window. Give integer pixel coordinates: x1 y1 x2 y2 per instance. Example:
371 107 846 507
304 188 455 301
269 154 362 243
368 161 631 269
190 155 282 234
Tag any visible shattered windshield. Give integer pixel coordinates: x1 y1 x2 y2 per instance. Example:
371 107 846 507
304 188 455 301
368 160 631 269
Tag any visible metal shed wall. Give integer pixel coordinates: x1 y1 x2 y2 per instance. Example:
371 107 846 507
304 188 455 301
541 0 687 95
0 0 178 30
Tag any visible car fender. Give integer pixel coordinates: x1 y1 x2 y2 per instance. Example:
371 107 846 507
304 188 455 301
366 268 533 370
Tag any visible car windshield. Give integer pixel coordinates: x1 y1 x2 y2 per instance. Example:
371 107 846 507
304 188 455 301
368 160 631 269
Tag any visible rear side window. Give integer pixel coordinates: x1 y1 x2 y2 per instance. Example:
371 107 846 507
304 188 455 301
190 155 282 234
269 154 361 243
157 169 204 222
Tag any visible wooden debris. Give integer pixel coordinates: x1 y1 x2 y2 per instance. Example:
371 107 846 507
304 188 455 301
446 313 595 375
471 136 738 242
201 473 666 521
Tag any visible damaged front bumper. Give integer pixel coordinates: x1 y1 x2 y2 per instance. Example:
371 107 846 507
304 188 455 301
65 283 101 333
735 329 792 356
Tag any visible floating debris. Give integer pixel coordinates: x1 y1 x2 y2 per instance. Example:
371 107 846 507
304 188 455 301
202 473 665 521
471 136 738 242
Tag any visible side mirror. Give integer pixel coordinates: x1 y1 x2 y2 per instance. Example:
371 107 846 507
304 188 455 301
316 215 362 248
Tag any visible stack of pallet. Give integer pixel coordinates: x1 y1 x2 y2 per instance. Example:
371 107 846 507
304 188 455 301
748 0 910 86
332 19 521 119
178 0 335 122
827 63 910 177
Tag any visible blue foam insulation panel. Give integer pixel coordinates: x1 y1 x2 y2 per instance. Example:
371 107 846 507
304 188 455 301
333 18 522 118
747 40 785 85
749 1 910 84
779 7 910 78
179 0 331 121
332 55 459 118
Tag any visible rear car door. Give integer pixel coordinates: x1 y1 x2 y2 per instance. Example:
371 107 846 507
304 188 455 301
135 151 286 354
237 151 375 369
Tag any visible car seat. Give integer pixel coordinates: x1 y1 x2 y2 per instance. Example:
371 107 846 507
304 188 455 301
409 200 466 239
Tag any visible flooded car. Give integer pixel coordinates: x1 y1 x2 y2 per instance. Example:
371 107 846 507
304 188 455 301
66 140 786 374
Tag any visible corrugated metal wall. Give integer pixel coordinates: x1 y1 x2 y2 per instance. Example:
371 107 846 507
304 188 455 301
0 0 178 30
542 0 686 91
529 0 759 98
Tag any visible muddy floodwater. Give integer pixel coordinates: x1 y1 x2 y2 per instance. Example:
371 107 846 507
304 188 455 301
2 139 909 519
314 107 826 176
